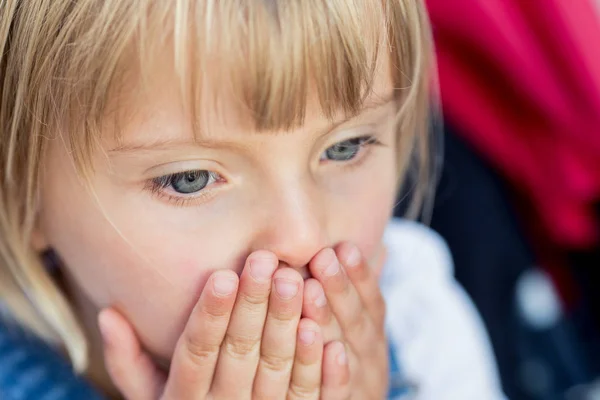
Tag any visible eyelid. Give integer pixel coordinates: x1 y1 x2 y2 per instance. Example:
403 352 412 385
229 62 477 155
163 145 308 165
327 124 380 143
144 159 225 178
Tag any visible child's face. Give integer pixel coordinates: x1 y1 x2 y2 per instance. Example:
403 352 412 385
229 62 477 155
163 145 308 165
36 52 399 362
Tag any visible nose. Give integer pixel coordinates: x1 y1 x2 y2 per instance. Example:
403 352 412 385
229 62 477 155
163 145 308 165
252 184 329 270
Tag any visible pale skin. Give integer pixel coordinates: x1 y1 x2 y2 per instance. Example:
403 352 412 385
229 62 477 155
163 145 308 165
35 46 400 398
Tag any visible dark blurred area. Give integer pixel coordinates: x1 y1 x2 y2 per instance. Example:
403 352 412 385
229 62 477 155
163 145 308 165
395 1 600 399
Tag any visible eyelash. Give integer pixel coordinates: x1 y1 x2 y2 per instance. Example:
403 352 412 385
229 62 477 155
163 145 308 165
146 134 383 207
322 135 382 166
144 171 223 206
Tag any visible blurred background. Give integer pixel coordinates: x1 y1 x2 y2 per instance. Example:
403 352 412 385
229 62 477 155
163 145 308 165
395 1 600 399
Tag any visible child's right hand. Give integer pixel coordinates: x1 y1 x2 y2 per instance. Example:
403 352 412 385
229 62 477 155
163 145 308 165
98 251 351 399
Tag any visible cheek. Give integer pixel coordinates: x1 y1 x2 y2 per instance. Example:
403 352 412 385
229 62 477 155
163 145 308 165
330 154 397 264
41 201 214 359
351 183 395 261
39 148 245 360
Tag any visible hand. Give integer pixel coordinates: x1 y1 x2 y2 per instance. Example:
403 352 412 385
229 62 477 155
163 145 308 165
98 251 351 399
302 243 389 399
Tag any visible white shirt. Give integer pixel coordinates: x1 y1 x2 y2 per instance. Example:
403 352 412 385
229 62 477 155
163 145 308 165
382 219 506 399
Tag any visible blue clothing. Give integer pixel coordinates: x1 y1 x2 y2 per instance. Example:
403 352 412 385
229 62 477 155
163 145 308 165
0 318 408 399
0 320 103 400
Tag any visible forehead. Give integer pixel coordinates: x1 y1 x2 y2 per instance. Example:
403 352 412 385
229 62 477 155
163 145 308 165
109 50 395 146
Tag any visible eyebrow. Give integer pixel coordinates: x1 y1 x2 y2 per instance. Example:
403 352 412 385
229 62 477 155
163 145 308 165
108 96 396 154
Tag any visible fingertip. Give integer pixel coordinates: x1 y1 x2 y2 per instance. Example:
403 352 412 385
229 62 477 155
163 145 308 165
322 341 350 388
99 308 165 400
97 309 111 345
273 266 303 281
98 308 145 371
298 317 320 332
212 268 239 280
246 249 278 265
305 279 327 306
272 267 303 301
335 342 348 367
301 279 328 320
211 269 239 297
97 308 121 348
335 242 362 270
244 251 279 283
309 248 340 278
327 341 348 367
297 318 321 346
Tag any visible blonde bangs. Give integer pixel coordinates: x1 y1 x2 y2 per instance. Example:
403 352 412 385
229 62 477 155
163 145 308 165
126 0 388 136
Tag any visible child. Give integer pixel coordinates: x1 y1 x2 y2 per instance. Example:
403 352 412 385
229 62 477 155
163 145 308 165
0 0 504 398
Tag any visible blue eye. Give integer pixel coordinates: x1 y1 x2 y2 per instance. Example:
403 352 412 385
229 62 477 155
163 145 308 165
153 170 217 194
322 136 377 162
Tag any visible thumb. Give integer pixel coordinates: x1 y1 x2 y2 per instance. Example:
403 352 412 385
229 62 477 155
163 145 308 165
98 308 166 400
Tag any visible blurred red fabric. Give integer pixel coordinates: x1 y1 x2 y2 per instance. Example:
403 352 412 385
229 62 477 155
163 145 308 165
425 0 600 300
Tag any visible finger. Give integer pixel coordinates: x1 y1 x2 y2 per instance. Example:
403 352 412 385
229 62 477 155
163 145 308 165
308 248 379 357
301 278 342 344
320 341 351 400
162 269 238 400
302 279 364 395
335 242 387 328
99 308 166 400
211 251 278 397
288 319 323 400
253 267 303 398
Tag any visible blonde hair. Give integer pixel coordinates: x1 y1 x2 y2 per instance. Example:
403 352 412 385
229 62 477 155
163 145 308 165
0 0 435 372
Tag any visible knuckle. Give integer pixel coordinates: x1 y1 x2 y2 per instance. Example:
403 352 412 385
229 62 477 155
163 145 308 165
323 271 348 294
323 309 338 327
260 351 293 373
339 280 354 301
345 311 370 339
348 262 368 280
322 385 350 400
200 299 231 320
223 334 260 358
270 303 298 323
240 289 269 307
184 334 220 365
337 274 353 293
288 382 319 399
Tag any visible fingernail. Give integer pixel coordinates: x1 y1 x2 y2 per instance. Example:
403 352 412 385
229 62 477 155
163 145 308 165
249 257 277 282
299 329 316 345
275 278 299 299
336 344 348 365
345 245 361 268
313 285 327 308
213 272 237 296
322 249 340 276
97 310 112 346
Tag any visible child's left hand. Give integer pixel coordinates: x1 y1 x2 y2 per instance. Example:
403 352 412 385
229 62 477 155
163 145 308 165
303 242 389 399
